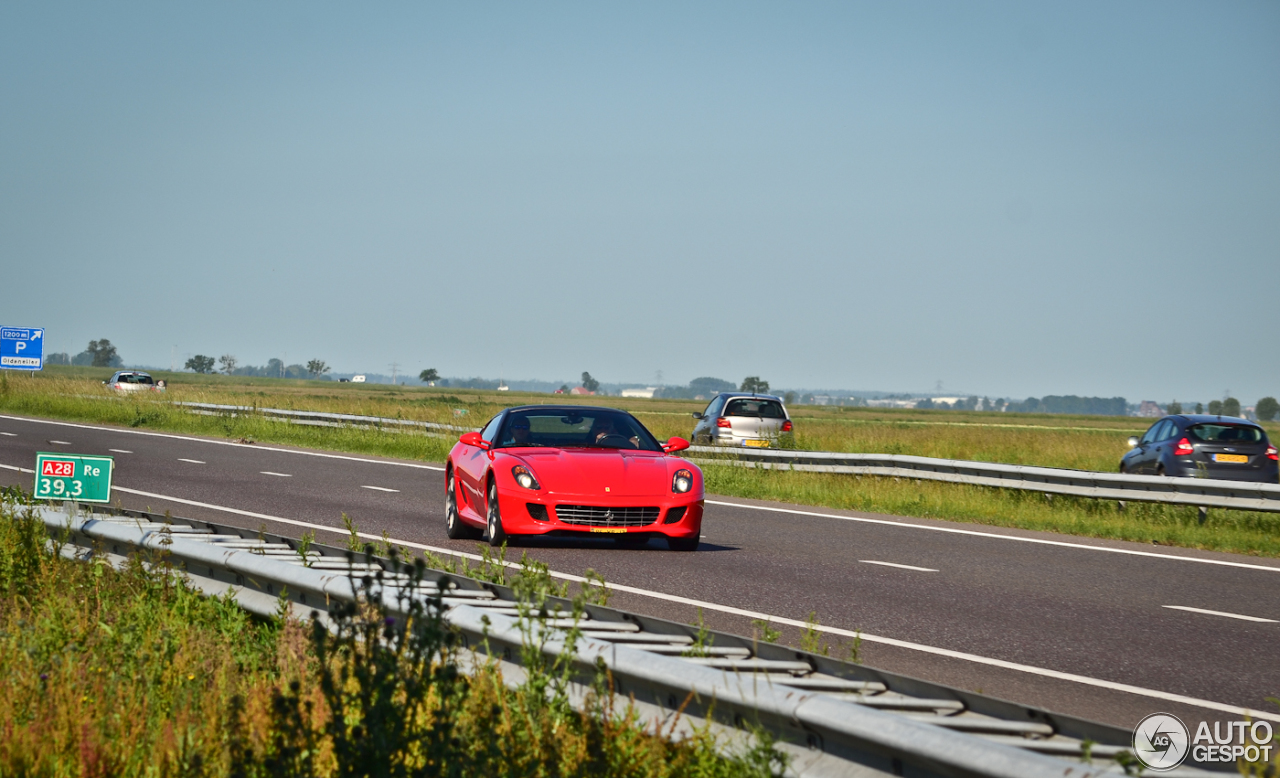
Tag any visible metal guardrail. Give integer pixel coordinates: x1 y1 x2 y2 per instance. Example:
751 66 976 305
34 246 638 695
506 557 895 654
171 401 1279 512
687 446 1280 514
175 402 468 436
27 500 1195 777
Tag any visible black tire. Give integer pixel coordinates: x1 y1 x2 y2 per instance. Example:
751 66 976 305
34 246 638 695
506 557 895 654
666 532 700 552
445 469 482 540
486 479 508 547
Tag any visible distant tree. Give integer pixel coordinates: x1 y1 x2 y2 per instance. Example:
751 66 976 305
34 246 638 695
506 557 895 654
1207 400 1223 415
740 376 770 393
218 354 238 374
86 339 119 368
185 355 215 374
419 368 439 383
581 372 600 392
1167 400 1182 415
558 384 570 393
1195 402 1204 414
1256 397 1279 422
1222 397 1241 417
45 352 70 366
783 391 797 405
266 358 284 378
307 359 330 379
915 399 936 410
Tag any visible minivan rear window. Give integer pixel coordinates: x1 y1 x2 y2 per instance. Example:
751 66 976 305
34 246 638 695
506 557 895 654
724 399 786 419
1188 424 1263 444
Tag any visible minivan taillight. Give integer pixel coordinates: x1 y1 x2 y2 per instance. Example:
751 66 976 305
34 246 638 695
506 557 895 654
781 420 793 432
715 417 731 428
1174 438 1194 457
1267 444 1278 461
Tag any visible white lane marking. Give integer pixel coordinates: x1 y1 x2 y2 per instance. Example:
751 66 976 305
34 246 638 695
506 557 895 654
49 440 72 445
0 463 33 473
0 414 446 471
1163 606 1278 623
1 432 16 436
103 485 1280 723
178 458 205 464
109 449 132 454
706 500 1280 574
860 560 938 572
2 412 1273 573
260 471 292 477
361 485 399 493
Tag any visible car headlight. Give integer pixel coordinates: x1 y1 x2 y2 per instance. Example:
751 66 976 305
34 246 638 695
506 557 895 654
672 468 693 493
511 465 540 490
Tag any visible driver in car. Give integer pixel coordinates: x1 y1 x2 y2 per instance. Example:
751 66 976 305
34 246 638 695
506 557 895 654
589 416 639 448
508 418 533 446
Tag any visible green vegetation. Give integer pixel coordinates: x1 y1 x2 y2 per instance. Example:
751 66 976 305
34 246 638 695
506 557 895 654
703 465 1280 557
0 492 785 776
2 368 1277 557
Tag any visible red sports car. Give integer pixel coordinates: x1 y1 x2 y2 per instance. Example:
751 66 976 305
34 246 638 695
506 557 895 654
444 405 703 551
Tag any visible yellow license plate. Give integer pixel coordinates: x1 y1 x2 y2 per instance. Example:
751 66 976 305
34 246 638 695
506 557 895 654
590 527 628 533
743 439 771 448
1214 454 1248 463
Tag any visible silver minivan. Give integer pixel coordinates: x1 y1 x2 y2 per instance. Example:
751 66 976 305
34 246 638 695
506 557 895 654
690 393 792 447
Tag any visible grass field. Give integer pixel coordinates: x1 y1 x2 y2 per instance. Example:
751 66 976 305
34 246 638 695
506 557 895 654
0 495 783 776
3 367 1278 557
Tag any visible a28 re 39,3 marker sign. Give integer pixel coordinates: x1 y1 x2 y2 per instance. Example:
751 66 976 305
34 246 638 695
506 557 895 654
34 452 113 503
0 327 45 370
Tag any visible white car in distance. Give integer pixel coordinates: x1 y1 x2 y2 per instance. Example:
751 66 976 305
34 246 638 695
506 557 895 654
104 371 165 393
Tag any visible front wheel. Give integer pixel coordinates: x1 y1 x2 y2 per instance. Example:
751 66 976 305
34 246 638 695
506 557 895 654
445 469 481 540
486 479 508 547
666 532 699 552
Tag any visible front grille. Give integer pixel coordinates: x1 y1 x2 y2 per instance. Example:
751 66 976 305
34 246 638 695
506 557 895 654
554 505 660 527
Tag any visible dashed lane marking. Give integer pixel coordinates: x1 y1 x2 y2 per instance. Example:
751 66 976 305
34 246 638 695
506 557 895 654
1163 606 1277 623
109 449 132 454
0 432 15 437
0 414 446 471
97 485 1280 723
49 440 71 445
361 485 399 493
261 471 292 477
705 500 1280 574
860 560 938 572
178 459 205 464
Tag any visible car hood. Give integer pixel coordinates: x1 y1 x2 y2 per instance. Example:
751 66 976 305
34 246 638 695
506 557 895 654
511 449 670 497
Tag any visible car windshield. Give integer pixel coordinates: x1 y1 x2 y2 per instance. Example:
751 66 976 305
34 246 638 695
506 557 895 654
724 399 786 418
495 410 662 451
1188 424 1264 444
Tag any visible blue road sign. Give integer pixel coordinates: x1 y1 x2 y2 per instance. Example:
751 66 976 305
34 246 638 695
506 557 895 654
0 327 44 370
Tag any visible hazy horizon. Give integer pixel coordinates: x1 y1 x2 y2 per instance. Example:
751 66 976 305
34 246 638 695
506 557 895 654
3 2 1276 401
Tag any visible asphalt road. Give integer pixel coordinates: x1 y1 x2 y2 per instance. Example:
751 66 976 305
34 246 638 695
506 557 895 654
3 412 1278 735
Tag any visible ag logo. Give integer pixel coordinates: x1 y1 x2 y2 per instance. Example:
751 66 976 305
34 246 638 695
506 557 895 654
1133 713 1189 771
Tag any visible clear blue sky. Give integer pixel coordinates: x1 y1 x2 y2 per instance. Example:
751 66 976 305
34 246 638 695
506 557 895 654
2 2 1276 401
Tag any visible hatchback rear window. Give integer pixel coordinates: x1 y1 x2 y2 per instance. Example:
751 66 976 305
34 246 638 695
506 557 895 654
724 399 786 419
1188 424 1264 444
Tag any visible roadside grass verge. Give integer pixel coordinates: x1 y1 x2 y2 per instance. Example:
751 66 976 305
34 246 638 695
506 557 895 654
0 493 784 776
703 465 1280 557
3 374 1278 557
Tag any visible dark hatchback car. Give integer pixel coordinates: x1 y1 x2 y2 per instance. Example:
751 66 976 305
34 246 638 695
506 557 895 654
1121 415 1279 482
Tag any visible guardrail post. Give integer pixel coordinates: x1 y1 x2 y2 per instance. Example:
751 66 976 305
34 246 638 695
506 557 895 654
1198 506 1208 524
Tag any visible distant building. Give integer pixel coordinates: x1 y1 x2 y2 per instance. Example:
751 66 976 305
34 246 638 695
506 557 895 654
351 375 366 383
570 386 595 395
621 387 657 398
1135 400 1163 418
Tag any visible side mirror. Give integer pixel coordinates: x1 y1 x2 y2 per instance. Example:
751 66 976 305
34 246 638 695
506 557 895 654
692 412 703 419
663 436 690 454
459 431 490 450
1127 436 1139 448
